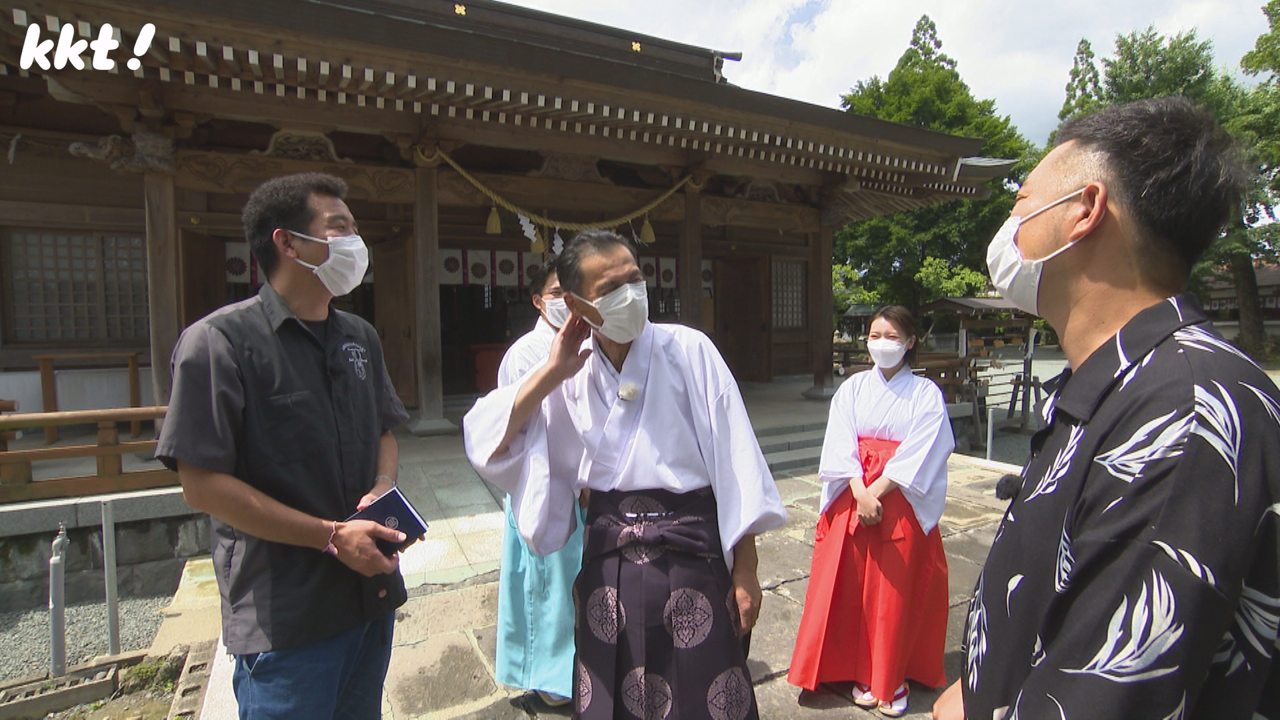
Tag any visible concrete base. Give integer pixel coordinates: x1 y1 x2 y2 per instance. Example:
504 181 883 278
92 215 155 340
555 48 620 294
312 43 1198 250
407 416 459 437
800 385 836 400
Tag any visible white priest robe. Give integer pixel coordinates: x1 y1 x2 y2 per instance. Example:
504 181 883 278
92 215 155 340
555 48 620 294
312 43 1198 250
497 319 556 387
817 367 954 534
464 322 787 570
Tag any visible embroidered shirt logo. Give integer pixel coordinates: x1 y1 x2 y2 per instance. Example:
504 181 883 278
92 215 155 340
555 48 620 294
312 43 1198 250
342 342 369 380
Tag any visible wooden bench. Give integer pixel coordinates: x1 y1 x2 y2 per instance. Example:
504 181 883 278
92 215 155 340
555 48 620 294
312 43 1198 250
32 353 143 444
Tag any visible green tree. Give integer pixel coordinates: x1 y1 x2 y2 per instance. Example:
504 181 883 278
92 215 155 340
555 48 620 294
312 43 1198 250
1056 24 1277 358
835 16 1033 311
1059 39 1104 121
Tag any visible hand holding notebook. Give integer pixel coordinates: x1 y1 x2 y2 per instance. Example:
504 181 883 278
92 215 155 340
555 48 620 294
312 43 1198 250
346 486 429 556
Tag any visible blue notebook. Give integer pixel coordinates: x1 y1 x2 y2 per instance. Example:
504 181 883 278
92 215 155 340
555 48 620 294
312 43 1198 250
346 486 429 556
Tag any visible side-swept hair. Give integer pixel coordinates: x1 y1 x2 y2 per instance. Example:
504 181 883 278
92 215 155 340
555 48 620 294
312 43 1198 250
869 305 920 366
241 172 348 280
1056 97 1246 290
557 229 638 296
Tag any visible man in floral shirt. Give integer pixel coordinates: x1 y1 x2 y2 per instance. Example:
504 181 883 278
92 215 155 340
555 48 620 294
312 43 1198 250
934 98 1279 719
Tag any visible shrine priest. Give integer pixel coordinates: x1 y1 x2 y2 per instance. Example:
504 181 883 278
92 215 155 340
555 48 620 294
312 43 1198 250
464 230 787 720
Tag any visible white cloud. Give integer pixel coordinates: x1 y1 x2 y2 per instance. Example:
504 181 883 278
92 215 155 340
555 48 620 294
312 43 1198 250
503 0 1271 147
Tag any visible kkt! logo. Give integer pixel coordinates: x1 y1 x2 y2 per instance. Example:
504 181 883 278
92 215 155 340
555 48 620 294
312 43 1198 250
20 21 155 72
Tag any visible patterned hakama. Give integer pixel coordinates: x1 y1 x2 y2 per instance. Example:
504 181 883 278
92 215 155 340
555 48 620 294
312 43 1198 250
574 487 758 720
789 438 949 701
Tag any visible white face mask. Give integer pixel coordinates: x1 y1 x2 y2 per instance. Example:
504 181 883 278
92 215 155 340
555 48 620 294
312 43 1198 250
290 231 369 297
866 338 908 369
985 188 1085 316
573 281 649 344
540 296 570 330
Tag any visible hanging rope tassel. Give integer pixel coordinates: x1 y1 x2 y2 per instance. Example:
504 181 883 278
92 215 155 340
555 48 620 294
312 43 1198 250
639 215 656 245
485 205 502 234
414 144 701 232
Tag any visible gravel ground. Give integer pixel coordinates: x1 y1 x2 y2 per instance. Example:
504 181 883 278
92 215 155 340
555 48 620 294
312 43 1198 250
0 594 172 683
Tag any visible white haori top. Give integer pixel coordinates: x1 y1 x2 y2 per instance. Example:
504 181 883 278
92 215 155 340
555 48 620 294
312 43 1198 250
818 366 955 534
497 318 557 387
464 322 787 570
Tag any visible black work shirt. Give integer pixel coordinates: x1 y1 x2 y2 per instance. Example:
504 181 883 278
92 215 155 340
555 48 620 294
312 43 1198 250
963 294 1280 720
156 282 410 655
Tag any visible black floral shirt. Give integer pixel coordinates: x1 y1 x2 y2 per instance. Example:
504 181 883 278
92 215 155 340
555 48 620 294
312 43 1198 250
963 294 1280 720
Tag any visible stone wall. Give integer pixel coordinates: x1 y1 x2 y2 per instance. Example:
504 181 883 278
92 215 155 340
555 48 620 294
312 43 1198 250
0 514 208 611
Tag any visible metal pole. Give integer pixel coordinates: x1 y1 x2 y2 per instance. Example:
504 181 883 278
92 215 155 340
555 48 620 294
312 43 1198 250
102 500 120 656
986 408 998 461
49 523 68 677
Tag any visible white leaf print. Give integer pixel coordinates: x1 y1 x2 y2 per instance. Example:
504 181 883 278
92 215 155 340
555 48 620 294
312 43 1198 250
1102 496 1125 514
1175 325 1260 368
1167 296 1183 322
967 574 989 692
1006 574 1024 614
1152 540 1217 587
1093 409 1191 483
1063 570 1184 682
1187 381 1239 499
1119 348 1156 391
1041 388 1059 425
1235 585 1280 657
1191 382 1242 503
1261 503 1280 535
1026 424 1085 502
1113 331 1130 379
993 708 1010 720
1047 693 1067 720
1056 516 1074 594
1161 693 1186 720
1031 634 1046 667
1241 382 1280 427
1211 631 1249 676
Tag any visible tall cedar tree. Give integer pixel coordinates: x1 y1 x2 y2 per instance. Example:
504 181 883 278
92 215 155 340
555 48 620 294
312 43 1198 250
836 16 1032 312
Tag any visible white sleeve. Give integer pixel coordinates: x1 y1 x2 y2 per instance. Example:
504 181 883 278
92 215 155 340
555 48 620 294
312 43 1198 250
880 380 954 534
817 379 864 513
462 382 579 555
703 382 788 571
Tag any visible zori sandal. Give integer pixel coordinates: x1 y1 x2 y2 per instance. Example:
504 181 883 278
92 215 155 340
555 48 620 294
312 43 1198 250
878 683 909 717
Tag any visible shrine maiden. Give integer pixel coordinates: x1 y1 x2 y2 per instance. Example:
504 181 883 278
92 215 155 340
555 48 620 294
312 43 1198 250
789 306 953 718
464 230 786 720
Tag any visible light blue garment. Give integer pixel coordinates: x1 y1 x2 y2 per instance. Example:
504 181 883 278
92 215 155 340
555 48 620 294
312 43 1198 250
495 497 585 698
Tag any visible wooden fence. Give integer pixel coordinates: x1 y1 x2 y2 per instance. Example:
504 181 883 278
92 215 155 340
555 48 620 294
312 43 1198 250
0 407 175 504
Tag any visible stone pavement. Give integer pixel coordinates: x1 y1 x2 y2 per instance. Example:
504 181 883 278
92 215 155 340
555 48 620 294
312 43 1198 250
154 378 1018 720
365 455 1011 720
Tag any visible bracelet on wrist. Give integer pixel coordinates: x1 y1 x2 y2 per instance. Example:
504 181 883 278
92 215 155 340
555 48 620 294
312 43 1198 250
322 520 339 556
375 474 395 486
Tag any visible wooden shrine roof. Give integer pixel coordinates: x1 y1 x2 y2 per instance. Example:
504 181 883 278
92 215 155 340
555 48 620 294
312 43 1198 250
0 0 1017 224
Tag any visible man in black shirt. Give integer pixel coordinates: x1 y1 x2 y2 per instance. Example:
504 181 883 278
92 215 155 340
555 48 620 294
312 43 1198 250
934 98 1279 719
157 173 410 719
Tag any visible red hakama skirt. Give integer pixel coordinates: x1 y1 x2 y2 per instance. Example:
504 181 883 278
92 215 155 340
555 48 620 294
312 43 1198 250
787 437 949 701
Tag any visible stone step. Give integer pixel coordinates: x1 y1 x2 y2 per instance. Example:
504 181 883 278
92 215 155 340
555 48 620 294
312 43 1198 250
754 421 826 439
756 430 825 455
765 446 822 473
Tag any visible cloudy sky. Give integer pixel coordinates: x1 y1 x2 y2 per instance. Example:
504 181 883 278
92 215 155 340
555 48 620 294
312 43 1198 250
502 0 1271 148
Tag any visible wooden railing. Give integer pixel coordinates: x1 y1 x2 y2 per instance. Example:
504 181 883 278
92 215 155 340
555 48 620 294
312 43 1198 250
0 407 176 504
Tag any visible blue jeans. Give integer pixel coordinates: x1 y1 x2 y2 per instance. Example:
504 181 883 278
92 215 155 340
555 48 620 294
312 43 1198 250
232 613 395 720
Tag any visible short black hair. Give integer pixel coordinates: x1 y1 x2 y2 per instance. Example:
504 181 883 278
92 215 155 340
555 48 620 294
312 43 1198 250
1056 97 1247 290
557 230 638 296
528 255 561 296
241 173 348 279
869 305 919 366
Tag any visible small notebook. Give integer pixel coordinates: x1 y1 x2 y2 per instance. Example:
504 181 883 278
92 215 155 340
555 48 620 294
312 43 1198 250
346 486 429 556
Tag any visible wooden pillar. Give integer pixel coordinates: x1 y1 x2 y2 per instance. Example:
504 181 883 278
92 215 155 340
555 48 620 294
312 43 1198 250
678 188 703 329
803 224 836 399
408 164 457 435
144 172 181 413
